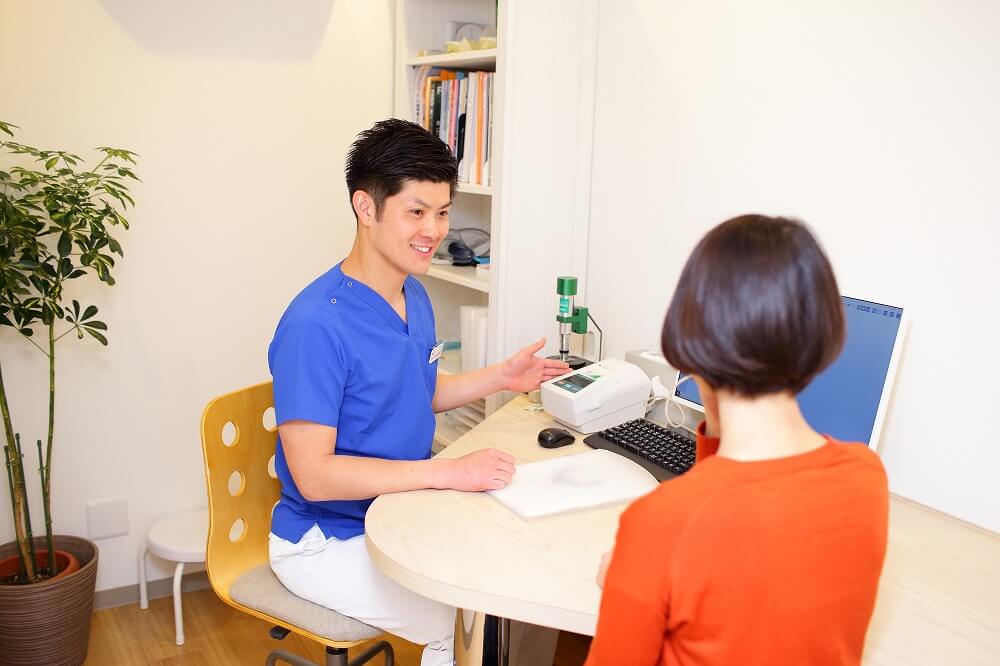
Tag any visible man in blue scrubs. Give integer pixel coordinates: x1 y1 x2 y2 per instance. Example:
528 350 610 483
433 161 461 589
268 119 569 666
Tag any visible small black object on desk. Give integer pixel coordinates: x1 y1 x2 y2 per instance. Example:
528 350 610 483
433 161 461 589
537 427 575 449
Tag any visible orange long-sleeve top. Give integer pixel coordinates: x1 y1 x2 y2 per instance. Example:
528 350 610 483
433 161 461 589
585 424 889 666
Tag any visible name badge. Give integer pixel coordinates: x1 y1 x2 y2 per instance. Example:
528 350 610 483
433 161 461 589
428 341 444 364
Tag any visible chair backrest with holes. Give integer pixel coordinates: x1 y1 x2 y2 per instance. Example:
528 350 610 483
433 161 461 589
200 381 280 602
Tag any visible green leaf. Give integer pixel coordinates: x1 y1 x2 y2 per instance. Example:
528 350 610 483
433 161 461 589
97 147 138 164
84 328 108 345
40 303 55 325
58 232 71 257
0 130 137 349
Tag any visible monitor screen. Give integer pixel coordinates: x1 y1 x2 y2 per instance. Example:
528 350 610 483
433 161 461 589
674 372 703 408
673 295 905 447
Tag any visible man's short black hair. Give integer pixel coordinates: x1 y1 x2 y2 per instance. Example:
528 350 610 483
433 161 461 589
661 214 845 397
345 119 458 220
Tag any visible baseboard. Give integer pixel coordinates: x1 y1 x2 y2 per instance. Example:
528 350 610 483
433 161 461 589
94 571 211 611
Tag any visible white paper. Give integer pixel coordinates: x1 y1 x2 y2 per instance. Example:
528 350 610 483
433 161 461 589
488 450 659 519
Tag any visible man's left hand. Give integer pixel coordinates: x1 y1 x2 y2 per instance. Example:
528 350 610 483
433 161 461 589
500 338 571 393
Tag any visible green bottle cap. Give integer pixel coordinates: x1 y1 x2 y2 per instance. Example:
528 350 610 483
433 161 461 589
556 276 578 296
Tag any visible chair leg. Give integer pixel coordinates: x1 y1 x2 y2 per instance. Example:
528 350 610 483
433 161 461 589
172 561 185 645
348 641 393 666
266 650 321 666
498 618 510 666
326 647 349 666
138 547 149 610
262 642 392 666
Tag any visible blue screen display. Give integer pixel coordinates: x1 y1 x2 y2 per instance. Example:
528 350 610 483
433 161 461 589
673 296 903 446
675 375 703 409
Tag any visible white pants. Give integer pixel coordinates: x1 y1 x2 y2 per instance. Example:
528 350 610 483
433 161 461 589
270 525 455 666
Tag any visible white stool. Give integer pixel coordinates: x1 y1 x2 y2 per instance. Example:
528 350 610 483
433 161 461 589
138 508 208 646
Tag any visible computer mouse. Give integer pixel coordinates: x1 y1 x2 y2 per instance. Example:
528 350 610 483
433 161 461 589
537 427 575 449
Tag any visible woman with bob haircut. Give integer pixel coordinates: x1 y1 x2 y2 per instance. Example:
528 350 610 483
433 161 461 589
585 215 889 665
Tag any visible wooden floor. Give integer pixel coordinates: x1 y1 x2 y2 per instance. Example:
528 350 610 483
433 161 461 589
86 588 591 665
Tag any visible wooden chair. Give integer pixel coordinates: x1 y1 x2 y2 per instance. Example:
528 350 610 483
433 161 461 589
200 381 393 666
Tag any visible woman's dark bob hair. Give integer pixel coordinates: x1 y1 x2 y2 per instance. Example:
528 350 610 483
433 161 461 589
661 214 845 397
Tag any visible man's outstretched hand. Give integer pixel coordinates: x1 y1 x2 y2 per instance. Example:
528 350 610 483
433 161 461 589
500 337 571 393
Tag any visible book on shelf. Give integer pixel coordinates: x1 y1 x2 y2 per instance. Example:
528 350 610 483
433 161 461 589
484 72 494 184
415 68 495 187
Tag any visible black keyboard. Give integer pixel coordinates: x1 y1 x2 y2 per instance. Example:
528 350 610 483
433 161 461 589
584 418 697 482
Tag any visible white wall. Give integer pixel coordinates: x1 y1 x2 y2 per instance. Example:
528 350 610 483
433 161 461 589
0 0 394 591
585 1 1000 530
490 0 600 365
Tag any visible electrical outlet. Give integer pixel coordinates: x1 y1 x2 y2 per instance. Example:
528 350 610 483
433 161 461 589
86 496 129 540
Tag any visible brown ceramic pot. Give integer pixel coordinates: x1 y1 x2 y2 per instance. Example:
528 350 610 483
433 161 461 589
0 548 80 581
0 535 99 666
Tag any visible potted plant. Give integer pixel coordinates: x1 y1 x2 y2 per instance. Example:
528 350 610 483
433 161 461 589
0 121 138 665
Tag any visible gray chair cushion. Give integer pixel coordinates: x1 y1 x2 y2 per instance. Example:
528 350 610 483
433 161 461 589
229 564 383 642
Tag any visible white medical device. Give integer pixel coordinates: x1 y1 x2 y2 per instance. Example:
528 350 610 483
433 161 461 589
540 358 651 433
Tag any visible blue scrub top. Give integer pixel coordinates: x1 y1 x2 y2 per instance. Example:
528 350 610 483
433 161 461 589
268 262 438 542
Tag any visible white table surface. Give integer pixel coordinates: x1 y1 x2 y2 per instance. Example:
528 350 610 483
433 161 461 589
366 395 1000 663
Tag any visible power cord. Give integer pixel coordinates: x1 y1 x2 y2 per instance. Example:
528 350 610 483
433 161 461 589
645 373 697 433
587 311 604 361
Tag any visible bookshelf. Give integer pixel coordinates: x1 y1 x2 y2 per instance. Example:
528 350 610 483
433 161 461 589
456 182 493 196
394 1 598 450
394 0 503 447
432 348 486 453
405 48 497 70
426 263 490 293
437 348 461 376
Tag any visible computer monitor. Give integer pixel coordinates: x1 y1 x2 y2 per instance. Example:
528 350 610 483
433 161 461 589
672 295 908 449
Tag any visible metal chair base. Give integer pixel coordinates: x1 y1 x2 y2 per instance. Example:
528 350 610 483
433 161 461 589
264 632 393 666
